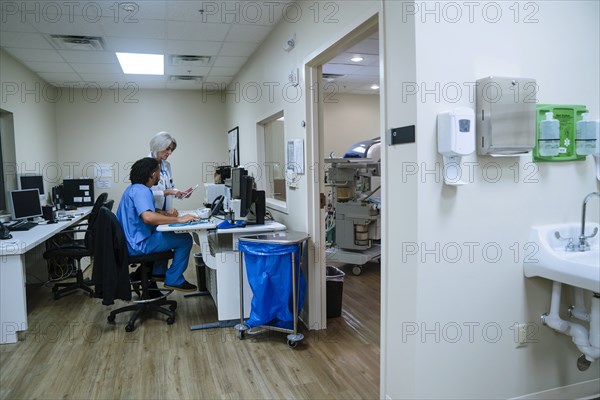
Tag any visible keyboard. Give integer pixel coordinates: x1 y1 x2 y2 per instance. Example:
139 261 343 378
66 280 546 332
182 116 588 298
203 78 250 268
7 221 38 231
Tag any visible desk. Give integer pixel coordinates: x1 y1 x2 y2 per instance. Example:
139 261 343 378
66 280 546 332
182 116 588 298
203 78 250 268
0 208 92 344
158 220 286 329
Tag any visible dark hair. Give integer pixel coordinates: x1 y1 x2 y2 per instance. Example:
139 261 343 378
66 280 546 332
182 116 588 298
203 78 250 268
130 157 159 184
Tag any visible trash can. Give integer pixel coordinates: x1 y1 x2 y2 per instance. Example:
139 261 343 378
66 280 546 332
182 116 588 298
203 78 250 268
326 265 345 318
238 236 307 330
193 252 207 292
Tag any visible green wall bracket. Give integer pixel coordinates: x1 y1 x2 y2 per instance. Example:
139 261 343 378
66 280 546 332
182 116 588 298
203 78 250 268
533 104 588 162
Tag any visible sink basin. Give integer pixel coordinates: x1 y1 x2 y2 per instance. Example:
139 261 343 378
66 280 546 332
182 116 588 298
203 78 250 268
524 223 600 292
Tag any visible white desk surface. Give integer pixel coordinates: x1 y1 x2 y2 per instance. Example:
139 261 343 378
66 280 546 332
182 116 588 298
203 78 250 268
0 207 92 256
157 219 286 234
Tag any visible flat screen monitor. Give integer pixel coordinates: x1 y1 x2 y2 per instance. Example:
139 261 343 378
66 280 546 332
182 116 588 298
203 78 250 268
63 178 94 206
18 174 45 195
239 175 254 218
231 167 247 199
10 189 42 221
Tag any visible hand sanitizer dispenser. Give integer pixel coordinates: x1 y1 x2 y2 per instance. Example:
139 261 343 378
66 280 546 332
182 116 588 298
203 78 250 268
437 107 475 185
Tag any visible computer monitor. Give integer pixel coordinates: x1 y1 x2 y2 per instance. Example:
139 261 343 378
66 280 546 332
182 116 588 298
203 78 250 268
231 167 247 199
63 178 94 206
18 174 45 195
10 189 42 221
239 175 254 218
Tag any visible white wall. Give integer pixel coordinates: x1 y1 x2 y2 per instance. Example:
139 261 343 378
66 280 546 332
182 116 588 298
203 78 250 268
54 89 227 208
223 1 381 231
323 93 380 158
0 49 58 197
383 1 600 398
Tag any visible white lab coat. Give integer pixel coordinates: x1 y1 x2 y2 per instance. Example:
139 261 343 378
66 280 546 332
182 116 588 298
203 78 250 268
149 154 176 211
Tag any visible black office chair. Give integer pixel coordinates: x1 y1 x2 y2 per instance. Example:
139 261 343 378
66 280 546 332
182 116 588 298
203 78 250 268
92 207 177 332
43 193 108 300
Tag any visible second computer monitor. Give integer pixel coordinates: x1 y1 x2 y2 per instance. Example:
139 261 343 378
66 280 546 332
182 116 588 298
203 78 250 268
10 189 43 221
18 174 45 195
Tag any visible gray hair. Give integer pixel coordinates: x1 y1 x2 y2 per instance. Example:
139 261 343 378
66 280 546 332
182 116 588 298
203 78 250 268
150 131 177 157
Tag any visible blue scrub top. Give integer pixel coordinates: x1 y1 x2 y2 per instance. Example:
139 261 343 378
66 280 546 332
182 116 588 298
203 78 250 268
116 184 156 249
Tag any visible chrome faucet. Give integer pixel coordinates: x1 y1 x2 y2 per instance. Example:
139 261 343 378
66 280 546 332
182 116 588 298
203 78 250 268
579 192 600 251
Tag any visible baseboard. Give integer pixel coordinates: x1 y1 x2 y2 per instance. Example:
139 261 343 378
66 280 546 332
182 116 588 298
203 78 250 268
511 379 600 400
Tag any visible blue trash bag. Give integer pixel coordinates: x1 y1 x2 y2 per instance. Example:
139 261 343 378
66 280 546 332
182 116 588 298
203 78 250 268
238 241 306 329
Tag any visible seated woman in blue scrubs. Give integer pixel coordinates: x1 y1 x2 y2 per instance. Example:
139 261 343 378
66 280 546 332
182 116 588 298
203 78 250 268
116 157 198 292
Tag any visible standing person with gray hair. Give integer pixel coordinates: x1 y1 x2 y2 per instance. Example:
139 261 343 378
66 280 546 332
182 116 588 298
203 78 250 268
149 131 186 214
148 131 188 281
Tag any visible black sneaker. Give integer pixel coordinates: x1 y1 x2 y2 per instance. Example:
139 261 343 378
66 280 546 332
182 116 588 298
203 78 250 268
164 280 197 293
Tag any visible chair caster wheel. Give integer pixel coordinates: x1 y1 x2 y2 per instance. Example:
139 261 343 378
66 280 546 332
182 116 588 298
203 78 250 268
352 265 362 275
107 315 115 323
166 317 175 325
169 304 177 311
89 291 94 298
238 331 245 340
125 323 135 332
52 286 58 292
287 340 298 349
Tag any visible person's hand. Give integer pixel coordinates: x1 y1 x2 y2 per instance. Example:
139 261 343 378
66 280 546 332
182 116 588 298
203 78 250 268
165 208 179 217
178 213 198 223
166 189 184 198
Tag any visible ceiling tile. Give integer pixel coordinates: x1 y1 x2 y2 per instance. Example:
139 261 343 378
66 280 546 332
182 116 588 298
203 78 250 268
323 64 363 75
58 50 117 63
166 40 222 56
165 66 211 76
70 63 122 74
167 20 230 41
29 16 104 36
104 37 166 53
38 72 83 83
0 32 53 49
2 48 64 63
204 76 233 86
101 18 166 40
0 17 36 33
22 61 74 73
212 56 247 68
219 41 259 57
207 66 238 77
226 24 271 43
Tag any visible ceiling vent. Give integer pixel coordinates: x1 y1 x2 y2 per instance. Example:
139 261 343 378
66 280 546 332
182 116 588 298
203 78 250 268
170 55 211 67
169 75 203 83
322 73 344 82
48 35 105 51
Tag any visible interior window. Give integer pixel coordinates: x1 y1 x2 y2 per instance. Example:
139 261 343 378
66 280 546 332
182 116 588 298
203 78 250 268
259 111 286 210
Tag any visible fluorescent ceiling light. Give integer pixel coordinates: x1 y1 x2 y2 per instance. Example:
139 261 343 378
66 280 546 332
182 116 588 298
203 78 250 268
350 56 364 62
116 52 164 75
371 84 380 90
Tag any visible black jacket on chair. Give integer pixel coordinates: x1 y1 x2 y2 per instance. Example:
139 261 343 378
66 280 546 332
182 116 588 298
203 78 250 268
92 207 131 305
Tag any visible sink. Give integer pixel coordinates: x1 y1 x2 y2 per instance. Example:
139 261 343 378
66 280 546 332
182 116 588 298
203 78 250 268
524 222 600 292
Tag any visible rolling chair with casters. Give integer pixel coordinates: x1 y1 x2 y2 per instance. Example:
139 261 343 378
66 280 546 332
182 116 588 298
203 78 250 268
43 192 108 300
93 207 178 332
108 251 178 332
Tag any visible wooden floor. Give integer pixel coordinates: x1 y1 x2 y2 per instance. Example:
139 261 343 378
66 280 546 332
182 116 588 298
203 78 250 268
0 255 380 399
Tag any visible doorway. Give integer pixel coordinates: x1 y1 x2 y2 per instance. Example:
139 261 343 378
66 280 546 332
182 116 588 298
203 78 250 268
304 14 381 341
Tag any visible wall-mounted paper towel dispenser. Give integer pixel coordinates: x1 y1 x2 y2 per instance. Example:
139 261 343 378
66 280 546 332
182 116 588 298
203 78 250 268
476 76 537 156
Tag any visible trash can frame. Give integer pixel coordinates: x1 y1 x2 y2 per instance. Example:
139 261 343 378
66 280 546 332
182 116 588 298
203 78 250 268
234 231 310 349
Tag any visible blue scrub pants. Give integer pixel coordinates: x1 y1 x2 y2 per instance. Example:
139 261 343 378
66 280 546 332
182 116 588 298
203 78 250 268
127 231 192 286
